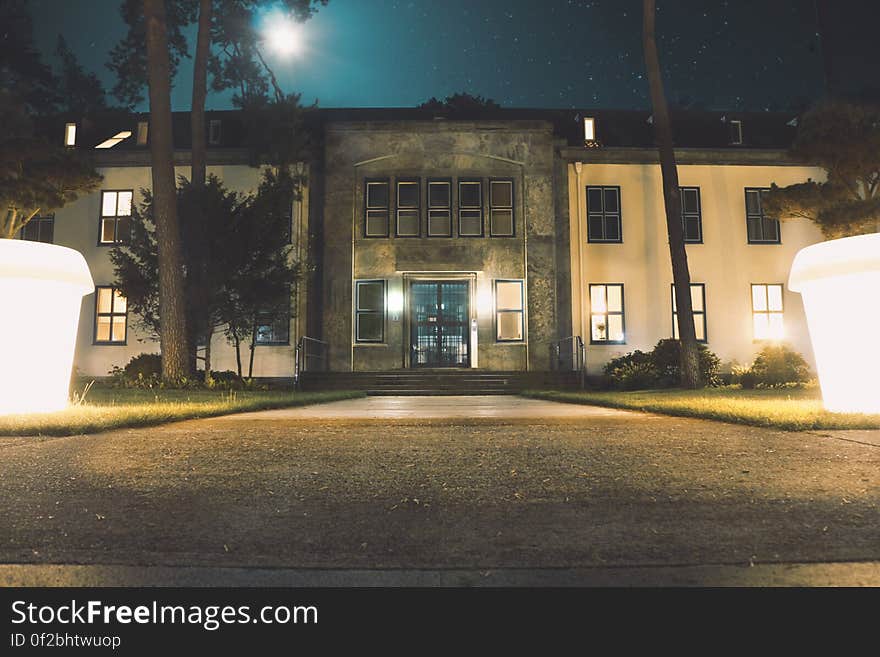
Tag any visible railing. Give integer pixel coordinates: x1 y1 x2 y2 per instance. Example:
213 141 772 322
294 336 328 388
550 335 586 389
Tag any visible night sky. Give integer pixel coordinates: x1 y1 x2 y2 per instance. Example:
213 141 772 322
27 0 852 112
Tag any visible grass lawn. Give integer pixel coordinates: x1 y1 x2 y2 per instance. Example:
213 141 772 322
523 386 880 431
0 388 365 437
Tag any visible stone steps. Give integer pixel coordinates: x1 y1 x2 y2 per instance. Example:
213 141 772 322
298 370 581 395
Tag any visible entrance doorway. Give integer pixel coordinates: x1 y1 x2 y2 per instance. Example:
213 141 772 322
409 280 470 368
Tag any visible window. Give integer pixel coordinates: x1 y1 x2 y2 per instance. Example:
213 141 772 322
495 280 524 341
209 119 222 145
355 280 385 342
586 186 622 243
254 308 290 345
458 179 483 236
729 119 743 145
20 214 54 244
489 179 514 236
99 190 133 245
672 283 707 342
745 188 780 244
589 284 625 344
94 286 128 344
396 178 420 237
427 179 452 237
752 284 784 340
583 116 596 142
64 123 76 147
364 179 390 237
136 121 149 146
680 187 702 243
95 131 131 149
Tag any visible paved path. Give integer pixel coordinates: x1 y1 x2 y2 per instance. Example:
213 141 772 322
1 395 878 586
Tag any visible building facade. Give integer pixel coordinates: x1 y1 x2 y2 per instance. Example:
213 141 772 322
30 109 826 380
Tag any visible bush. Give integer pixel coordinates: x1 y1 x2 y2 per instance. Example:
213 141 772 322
650 338 722 387
206 370 245 390
748 344 812 388
603 350 658 390
123 353 162 380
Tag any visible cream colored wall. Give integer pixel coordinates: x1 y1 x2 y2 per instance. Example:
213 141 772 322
54 164 306 379
568 162 827 374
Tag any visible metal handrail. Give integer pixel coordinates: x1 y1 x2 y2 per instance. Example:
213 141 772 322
295 336 328 388
550 335 586 389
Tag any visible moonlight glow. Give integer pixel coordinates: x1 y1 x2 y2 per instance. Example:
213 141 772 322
263 12 305 58
0 240 94 415
789 233 880 415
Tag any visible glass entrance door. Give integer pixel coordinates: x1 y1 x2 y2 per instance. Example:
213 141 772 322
410 281 470 368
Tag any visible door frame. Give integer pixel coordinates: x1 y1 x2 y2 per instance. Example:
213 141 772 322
402 272 477 369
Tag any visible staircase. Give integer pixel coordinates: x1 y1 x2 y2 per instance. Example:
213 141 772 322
298 370 581 395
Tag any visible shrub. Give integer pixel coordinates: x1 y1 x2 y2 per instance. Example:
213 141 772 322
603 350 658 390
649 338 722 387
748 344 812 388
123 353 162 380
206 370 245 390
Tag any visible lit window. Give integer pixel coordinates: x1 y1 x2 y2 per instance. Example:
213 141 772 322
99 190 133 244
489 179 514 236
586 186 622 243
458 180 483 236
584 116 596 142
496 280 524 341
209 119 222 145
20 214 54 244
745 188 780 244
136 121 149 145
672 283 707 342
427 179 452 237
589 284 625 344
729 119 743 145
254 297 290 345
752 284 784 340
364 179 390 238
396 178 420 237
94 287 128 344
95 131 132 149
680 187 702 243
355 280 385 342
64 123 76 147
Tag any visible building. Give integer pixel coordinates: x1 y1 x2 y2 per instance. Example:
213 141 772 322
29 107 825 381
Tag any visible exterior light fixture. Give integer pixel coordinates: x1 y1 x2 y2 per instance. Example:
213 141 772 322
0 240 94 415
789 232 880 414
95 131 132 149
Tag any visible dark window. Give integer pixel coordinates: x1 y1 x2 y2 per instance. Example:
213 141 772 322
94 286 128 344
364 179 390 237
254 308 290 345
672 283 707 343
356 280 385 342
20 214 54 244
680 187 702 243
99 190 133 245
495 279 524 341
396 178 420 237
729 119 743 145
589 284 625 344
427 179 452 237
586 186 622 243
209 119 222 145
489 179 514 236
745 188 780 244
458 179 483 237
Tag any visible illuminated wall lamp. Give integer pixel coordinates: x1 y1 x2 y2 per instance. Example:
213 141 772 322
789 232 880 414
0 240 94 415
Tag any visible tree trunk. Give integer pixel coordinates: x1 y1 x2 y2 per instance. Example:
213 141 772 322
643 0 702 389
247 319 257 379
232 331 242 378
190 0 212 187
143 0 192 382
203 330 212 382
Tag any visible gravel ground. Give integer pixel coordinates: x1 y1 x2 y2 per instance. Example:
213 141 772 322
0 396 878 571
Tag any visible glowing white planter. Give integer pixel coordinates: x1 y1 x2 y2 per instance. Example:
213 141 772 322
789 233 880 414
0 239 94 415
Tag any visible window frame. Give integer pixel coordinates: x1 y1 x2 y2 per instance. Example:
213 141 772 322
679 186 703 244
729 119 743 145
671 283 708 343
427 178 453 237
495 279 525 342
97 189 134 246
744 187 781 245
489 178 515 237
751 283 785 341
355 279 386 344
19 213 55 244
586 185 623 243
208 119 222 145
93 285 128 345
254 309 291 346
588 283 626 345
395 177 421 238
364 178 391 238
457 178 484 238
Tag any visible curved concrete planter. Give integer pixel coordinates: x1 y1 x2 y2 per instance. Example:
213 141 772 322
789 232 880 414
0 239 94 415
